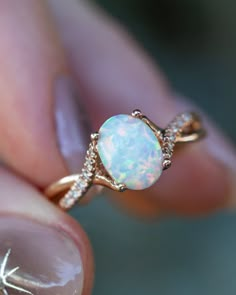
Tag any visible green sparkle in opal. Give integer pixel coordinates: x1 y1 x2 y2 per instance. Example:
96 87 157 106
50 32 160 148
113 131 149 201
97 114 163 190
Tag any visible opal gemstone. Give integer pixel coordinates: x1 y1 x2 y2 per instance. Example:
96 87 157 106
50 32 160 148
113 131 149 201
97 114 163 190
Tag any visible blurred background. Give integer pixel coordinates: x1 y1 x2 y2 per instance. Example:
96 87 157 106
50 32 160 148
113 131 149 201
72 0 236 294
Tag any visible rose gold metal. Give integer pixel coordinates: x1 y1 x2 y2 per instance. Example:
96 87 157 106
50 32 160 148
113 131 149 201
45 110 205 210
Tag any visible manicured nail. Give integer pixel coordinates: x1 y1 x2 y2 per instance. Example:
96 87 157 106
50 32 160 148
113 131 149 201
0 216 83 295
55 76 91 173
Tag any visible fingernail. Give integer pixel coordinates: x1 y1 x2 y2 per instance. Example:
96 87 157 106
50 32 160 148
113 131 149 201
54 76 91 173
0 216 84 295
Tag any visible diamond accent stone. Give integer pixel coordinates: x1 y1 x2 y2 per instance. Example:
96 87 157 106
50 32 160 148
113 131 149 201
59 142 97 209
162 112 195 168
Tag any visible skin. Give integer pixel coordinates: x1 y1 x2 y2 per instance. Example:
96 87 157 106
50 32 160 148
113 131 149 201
0 0 235 294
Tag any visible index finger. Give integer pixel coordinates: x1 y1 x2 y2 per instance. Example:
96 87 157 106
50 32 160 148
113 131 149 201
49 0 236 215
0 0 235 216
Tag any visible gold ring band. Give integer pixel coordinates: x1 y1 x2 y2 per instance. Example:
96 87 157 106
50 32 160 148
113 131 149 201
45 110 205 210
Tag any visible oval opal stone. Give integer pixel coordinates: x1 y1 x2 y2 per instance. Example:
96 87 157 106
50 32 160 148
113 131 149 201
97 114 163 190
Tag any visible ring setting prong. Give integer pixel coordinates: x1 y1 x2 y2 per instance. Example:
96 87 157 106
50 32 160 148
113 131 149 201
131 109 143 118
90 132 99 141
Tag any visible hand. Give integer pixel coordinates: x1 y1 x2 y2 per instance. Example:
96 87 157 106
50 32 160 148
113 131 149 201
0 1 235 294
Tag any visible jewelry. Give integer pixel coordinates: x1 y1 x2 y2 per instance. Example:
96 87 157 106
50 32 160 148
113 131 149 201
0 249 33 295
45 110 205 210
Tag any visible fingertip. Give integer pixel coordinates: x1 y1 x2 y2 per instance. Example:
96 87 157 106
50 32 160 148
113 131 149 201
50 0 236 216
0 167 94 294
0 1 91 188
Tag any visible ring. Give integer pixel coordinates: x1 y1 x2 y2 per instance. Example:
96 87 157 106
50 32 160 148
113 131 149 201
45 109 205 210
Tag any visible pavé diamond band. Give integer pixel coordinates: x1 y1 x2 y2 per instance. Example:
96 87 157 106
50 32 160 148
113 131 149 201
45 109 205 210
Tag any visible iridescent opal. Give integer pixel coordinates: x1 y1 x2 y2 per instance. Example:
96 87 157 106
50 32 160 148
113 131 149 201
97 114 163 190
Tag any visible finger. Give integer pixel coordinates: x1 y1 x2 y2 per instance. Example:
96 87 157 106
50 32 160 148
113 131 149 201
0 1 90 187
0 167 93 295
48 0 236 215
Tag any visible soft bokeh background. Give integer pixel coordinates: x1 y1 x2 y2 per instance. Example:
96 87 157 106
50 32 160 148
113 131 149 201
72 1 236 294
